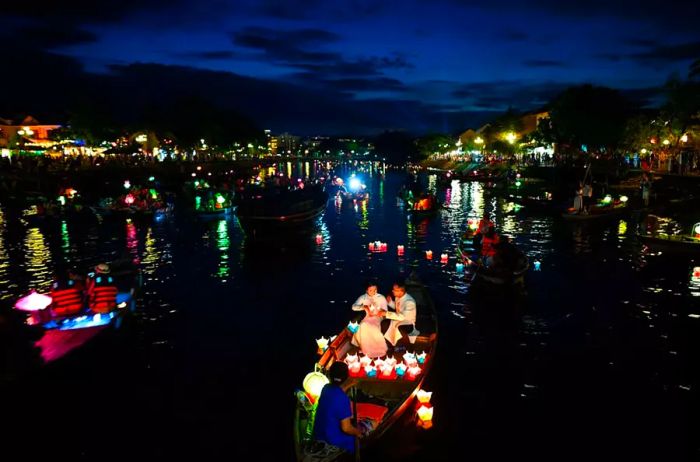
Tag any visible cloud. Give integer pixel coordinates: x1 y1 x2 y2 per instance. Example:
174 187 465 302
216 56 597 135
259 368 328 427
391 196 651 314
175 50 238 60
632 41 700 63
522 59 567 68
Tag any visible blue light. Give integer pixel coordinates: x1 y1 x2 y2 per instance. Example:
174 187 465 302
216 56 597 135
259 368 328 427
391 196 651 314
349 178 362 191
534 261 541 271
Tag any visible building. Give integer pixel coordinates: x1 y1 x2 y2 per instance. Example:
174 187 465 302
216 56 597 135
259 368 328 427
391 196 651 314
0 116 61 150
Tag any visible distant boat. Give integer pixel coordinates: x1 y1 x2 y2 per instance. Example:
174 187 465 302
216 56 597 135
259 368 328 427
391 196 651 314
293 274 437 461
637 232 700 254
561 200 628 221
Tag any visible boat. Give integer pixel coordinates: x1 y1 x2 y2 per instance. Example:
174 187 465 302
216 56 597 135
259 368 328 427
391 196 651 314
13 264 140 362
399 191 440 219
293 275 438 461
457 230 529 288
637 233 700 253
235 186 328 240
507 192 565 214
561 198 628 221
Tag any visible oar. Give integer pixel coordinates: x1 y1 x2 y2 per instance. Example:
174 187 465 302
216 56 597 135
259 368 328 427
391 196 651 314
352 386 361 462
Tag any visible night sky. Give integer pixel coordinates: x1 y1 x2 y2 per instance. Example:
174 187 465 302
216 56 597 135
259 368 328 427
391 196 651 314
3 0 699 135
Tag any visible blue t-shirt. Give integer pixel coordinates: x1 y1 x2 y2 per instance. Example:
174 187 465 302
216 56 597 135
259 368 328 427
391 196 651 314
313 384 355 453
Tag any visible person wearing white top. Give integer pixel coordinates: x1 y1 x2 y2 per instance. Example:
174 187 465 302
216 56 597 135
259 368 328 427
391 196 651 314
350 282 388 358
384 281 417 347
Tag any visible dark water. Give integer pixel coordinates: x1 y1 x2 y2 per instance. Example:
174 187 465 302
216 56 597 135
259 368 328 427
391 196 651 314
1 163 699 461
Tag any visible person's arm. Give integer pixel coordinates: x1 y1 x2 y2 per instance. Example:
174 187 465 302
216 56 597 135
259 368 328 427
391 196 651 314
340 417 364 438
351 295 367 311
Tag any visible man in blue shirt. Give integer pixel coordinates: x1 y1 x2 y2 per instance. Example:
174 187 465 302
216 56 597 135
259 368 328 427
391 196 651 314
313 362 363 454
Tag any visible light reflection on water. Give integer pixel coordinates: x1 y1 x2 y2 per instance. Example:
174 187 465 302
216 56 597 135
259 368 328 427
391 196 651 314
23 227 52 293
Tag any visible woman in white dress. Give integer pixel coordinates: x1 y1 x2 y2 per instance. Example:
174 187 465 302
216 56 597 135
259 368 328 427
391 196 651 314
350 282 388 358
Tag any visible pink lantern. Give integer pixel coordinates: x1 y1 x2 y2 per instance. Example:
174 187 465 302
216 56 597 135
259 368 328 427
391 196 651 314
425 250 433 260
348 361 363 377
440 253 448 263
14 291 52 312
407 365 422 380
397 245 405 255
379 363 395 379
360 355 372 367
345 353 358 364
315 234 323 244
368 242 375 251
124 194 135 205
380 242 388 252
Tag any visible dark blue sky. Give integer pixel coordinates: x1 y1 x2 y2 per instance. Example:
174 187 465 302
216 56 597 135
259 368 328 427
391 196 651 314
3 0 699 135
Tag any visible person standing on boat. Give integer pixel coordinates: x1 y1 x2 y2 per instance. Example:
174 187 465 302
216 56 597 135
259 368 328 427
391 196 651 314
384 281 417 351
573 181 584 214
350 281 388 358
582 182 593 213
313 362 364 455
640 174 651 207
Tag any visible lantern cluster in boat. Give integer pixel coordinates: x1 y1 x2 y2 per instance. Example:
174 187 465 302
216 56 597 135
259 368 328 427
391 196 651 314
368 241 388 252
315 335 337 354
343 351 426 380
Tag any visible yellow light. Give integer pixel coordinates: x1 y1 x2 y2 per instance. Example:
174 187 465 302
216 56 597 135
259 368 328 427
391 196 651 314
681 134 688 143
640 148 647 154
302 372 329 400
416 389 432 404
417 405 434 422
474 137 483 145
620 195 628 203
504 132 517 144
663 139 670 146
316 336 329 351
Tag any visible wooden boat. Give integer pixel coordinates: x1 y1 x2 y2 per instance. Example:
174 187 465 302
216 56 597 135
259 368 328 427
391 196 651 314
637 233 700 254
561 202 627 221
293 275 438 461
235 187 328 240
457 234 529 288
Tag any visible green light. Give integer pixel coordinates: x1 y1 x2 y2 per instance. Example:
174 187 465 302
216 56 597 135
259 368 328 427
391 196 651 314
195 196 202 210
602 195 612 204
216 194 225 204
149 188 158 199
515 181 522 187
57 196 66 206
194 181 200 187
148 176 155 182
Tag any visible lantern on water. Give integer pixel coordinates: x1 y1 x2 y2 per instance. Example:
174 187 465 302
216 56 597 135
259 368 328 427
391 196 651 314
440 253 448 263
395 363 407 377
534 260 541 271
124 194 135 205
425 250 433 260
407 366 422 380
316 234 323 244
380 242 388 252
416 389 432 404
456 263 465 273
347 321 359 333
417 405 434 422
417 351 427 364
602 195 612 204
303 372 329 401
57 195 66 206
693 223 700 237
368 242 375 251
14 291 52 312
620 195 628 203
397 245 405 255
693 267 700 279
216 194 225 204
316 337 329 352
123 180 131 189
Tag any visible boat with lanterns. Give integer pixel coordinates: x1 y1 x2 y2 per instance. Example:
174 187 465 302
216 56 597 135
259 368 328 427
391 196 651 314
637 221 700 254
12 262 140 362
235 185 328 240
561 194 629 221
90 182 169 220
293 274 438 460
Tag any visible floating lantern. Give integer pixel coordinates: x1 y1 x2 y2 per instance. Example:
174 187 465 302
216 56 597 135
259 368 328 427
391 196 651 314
534 260 541 271
316 234 323 245
515 180 522 187
148 176 155 182
620 195 628 203
57 195 66 206
693 267 700 279
456 263 465 273
345 353 358 364
440 253 448 263
426 250 433 260
191 173 196 177
602 195 612 204
348 361 362 377
14 291 52 312
216 194 225 204
316 337 329 352
468 219 478 231
380 242 388 252
347 321 359 333
407 365 422 380
364 365 377 378
374 358 385 369
123 180 131 189
360 355 373 367
516 173 521 179
397 245 405 255
395 363 407 377
417 404 434 422
416 351 427 364
124 194 135 205
369 242 375 251
693 223 700 237
302 372 329 401
416 389 432 404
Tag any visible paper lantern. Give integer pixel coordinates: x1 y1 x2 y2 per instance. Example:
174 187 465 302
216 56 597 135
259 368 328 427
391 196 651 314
403 352 417 367
693 267 700 279
416 351 427 364
425 250 433 260
360 355 373 367
369 242 375 251
534 260 541 271
374 358 385 369
417 404 433 422
14 291 52 312
384 356 397 368
397 245 405 255
316 337 329 352
124 194 135 205
602 195 612 204
395 363 407 377
440 253 448 263
348 361 362 377
123 180 131 189
407 366 422 380
693 223 700 236
620 195 628 203
380 363 395 379
345 353 358 364
303 372 329 401
364 365 377 378
416 389 432 404
316 234 323 244
456 263 465 273
347 321 359 333
380 242 388 252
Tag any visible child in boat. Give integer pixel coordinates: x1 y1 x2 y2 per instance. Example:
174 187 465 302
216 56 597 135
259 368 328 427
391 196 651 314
350 281 388 358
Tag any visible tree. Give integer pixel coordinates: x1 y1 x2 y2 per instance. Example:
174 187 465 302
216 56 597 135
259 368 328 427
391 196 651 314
415 133 455 159
373 131 419 164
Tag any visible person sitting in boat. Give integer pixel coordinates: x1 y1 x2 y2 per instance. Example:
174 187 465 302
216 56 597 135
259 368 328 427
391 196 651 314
50 271 84 318
472 214 494 248
86 264 118 314
350 281 388 358
384 281 417 352
313 362 364 455
481 227 500 266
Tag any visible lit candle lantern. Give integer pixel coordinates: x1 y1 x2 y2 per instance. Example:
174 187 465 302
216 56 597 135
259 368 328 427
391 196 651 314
345 353 358 364
374 358 385 369
456 263 465 273
316 337 329 352
348 361 363 377
693 267 700 279
407 365 422 380
440 253 448 263
380 363 395 379
416 389 432 404
417 351 427 364
403 352 416 366
316 234 323 244
417 404 433 422
426 250 433 260
397 245 405 255
303 372 329 402
384 356 397 368
369 242 375 251
347 321 359 333
380 242 388 252
374 241 381 250
534 260 541 271
395 363 407 377
360 355 373 367
364 365 377 378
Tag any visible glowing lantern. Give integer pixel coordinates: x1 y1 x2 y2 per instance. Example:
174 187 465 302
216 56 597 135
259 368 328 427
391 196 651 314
374 240 381 250
148 176 155 182
693 267 700 279
384 356 397 368
124 194 135 205
534 261 541 271
416 351 427 364
407 366 422 380
347 321 359 333
316 234 323 244
397 245 405 255
440 253 448 263
417 404 434 422
374 358 385 369
14 291 52 312
360 355 373 367
602 195 612 204
620 196 628 203
426 250 433 260
456 263 465 273
468 219 478 231
123 180 131 189
693 223 700 237
416 389 432 404
403 352 417 367
515 181 522 187
57 195 66 206
345 353 358 364
516 173 521 179
303 372 329 401
364 365 377 378
380 242 388 252
150 189 159 200
348 361 362 377
316 337 329 352
380 363 395 379
395 363 407 377
369 242 375 251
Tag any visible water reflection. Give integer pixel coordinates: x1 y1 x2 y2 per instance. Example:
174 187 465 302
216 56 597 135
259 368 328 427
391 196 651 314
23 227 52 292
216 219 231 281
125 219 140 264
0 208 10 299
